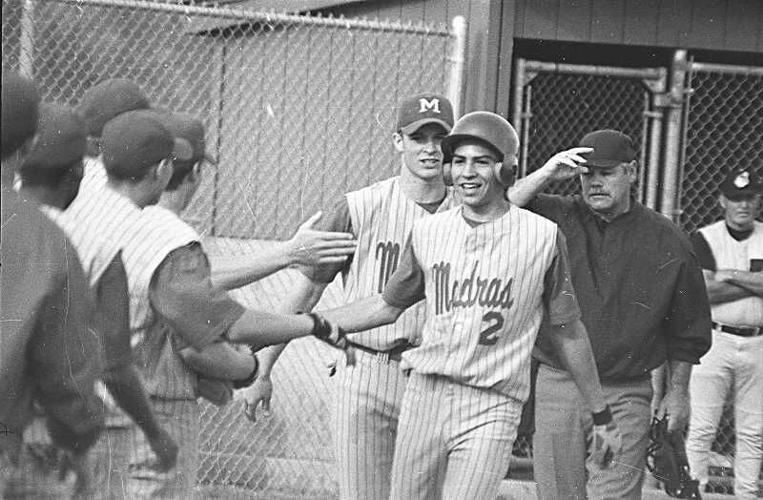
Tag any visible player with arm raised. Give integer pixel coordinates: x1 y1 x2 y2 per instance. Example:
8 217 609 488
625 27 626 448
318 112 621 499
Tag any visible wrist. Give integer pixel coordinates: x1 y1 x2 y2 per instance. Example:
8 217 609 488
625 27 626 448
302 312 332 339
592 405 613 426
232 349 259 389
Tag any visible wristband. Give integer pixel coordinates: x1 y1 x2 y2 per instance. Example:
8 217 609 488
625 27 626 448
232 349 259 389
593 405 613 426
303 312 332 339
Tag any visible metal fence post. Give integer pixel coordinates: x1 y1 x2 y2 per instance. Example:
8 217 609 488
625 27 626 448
660 49 689 222
19 0 34 77
447 15 467 120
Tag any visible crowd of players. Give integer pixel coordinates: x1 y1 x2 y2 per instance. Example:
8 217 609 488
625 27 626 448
1 69 760 500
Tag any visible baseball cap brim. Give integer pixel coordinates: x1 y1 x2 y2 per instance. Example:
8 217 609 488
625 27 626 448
585 159 623 168
400 118 452 135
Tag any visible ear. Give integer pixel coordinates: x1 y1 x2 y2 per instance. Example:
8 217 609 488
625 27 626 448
719 195 728 210
495 162 517 187
156 158 173 185
625 160 638 182
393 132 404 153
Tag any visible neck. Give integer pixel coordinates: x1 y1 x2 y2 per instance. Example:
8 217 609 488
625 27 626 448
726 220 754 232
108 178 154 208
158 189 186 215
399 164 447 204
19 185 68 210
462 197 511 222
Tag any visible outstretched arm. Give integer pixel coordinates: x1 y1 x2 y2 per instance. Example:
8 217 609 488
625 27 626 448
320 294 405 333
507 147 591 207
210 211 356 290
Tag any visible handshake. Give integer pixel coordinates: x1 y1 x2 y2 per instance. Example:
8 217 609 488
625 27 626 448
303 312 355 366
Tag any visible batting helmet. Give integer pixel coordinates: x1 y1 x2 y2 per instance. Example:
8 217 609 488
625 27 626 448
441 111 519 187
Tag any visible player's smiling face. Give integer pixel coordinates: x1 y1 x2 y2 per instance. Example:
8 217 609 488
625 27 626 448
394 123 448 180
451 142 505 214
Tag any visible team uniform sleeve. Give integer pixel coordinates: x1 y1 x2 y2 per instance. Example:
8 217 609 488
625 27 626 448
30 240 104 454
690 231 716 271
542 230 581 325
93 252 132 371
663 251 713 364
149 242 246 351
381 234 426 309
298 195 354 283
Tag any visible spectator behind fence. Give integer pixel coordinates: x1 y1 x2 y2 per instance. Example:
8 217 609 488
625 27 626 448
18 102 180 498
686 168 763 499
508 129 712 500
0 72 104 497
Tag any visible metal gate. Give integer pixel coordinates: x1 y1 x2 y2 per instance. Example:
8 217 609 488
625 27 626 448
512 59 667 210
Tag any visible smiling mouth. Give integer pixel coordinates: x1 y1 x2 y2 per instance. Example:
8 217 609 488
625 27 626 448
459 182 481 193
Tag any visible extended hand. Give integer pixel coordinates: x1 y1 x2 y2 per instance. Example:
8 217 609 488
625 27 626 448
655 389 690 431
592 421 623 468
540 147 593 181
147 427 179 473
288 211 356 267
241 376 273 422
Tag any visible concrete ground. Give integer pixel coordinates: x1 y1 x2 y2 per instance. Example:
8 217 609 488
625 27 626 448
497 480 734 500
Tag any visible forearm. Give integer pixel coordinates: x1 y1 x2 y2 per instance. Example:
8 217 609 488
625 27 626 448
103 365 162 439
705 278 755 303
506 165 553 207
227 310 316 348
665 360 692 396
255 344 288 378
320 295 403 333
210 244 293 291
549 319 607 413
179 342 254 380
651 363 667 405
725 270 763 295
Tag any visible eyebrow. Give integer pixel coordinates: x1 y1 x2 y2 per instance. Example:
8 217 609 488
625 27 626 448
453 154 494 161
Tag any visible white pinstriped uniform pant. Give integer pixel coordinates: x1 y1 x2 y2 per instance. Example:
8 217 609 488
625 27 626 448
389 371 521 500
333 349 408 500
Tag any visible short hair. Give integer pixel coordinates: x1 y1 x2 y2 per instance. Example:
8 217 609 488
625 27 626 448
18 159 80 188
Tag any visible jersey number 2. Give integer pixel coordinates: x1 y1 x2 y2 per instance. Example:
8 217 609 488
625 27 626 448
478 311 504 346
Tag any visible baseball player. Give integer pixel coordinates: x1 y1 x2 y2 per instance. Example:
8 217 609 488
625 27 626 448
1 73 103 497
686 168 763 499
243 93 457 500
17 103 181 497
88 109 349 497
317 112 622 499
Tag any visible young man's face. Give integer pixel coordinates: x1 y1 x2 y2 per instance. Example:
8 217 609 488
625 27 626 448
721 193 761 230
394 123 448 181
580 162 636 220
450 141 507 212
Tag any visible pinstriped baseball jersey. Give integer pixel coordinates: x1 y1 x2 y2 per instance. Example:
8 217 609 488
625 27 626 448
699 220 763 326
121 205 200 399
42 185 139 288
344 176 455 350
79 155 108 194
394 205 578 402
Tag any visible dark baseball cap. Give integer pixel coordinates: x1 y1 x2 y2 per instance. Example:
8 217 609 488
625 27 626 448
78 79 150 137
2 72 40 159
22 103 87 172
101 110 193 180
579 129 637 168
396 93 454 134
159 111 216 165
719 169 763 200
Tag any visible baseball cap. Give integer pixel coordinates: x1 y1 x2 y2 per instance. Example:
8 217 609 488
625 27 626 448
21 103 87 172
719 169 763 200
159 111 216 165
2 72 40 159
78 79 150 137
101 110 193 180
396 93 454 134
578 129 636 168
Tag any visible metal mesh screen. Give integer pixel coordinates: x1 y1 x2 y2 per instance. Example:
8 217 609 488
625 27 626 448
680 65 763 233
521 70 651 198
2 0 452 240
2 1 457 496
679 63 763 496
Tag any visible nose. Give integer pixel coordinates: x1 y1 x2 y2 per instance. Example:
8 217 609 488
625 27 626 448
422 138 438 153
461 159 477 176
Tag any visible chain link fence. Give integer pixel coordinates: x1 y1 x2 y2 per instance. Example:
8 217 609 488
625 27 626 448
679 62 763 496
2 0 462 496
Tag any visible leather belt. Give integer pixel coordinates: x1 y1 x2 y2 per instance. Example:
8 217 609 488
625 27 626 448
712 321 762 337
348 342 413 362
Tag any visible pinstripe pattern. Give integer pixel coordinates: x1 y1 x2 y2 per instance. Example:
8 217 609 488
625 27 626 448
387 205 559 497
79 155 108 194
405 205 558 402
335 177 455 500
390 372 521 500
122 205 199 399
699 220 763 325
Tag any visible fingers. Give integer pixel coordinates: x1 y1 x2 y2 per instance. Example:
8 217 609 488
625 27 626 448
304 230 356 241
261 398 271 417
244 401 258 422
566 146 594 156
299 211 323 230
